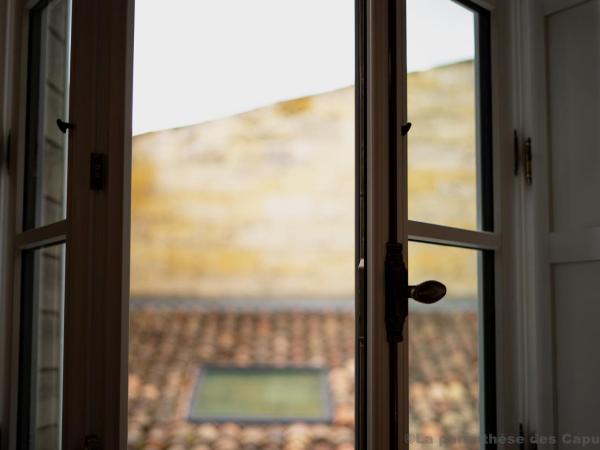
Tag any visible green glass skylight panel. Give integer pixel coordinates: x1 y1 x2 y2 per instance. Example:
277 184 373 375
189 366 332 423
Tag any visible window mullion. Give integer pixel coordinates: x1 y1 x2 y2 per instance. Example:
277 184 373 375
408 220 500 250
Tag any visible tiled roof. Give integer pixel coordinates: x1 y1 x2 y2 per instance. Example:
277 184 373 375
128 309 478 450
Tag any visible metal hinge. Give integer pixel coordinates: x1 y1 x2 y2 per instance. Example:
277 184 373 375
524 137 533 185
514 130 533 185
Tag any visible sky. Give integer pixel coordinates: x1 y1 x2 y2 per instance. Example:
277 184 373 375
133 0 474 135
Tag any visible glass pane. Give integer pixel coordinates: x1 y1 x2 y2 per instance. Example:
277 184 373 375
19 243 66 450
408 242 481 450
407 0 479 230
23 0 72 229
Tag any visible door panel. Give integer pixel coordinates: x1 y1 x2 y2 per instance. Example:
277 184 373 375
523 0 600 445
539 0 600 442
546 0 600 232
552 261 600 441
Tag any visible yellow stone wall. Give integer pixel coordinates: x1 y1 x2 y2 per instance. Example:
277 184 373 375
131 61 478 300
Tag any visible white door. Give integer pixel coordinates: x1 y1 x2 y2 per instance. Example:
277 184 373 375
520 0 600 445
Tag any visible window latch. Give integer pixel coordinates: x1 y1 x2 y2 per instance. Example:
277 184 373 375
384 242 447 343
56 118 75 134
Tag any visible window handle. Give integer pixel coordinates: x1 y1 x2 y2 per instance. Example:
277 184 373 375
56 118 75 134
408 280 447 304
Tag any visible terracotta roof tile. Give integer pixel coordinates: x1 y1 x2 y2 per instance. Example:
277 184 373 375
128 309 478 450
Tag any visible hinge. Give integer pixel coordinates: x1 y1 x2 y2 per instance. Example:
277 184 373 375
524 137 533 185
513 130 532 185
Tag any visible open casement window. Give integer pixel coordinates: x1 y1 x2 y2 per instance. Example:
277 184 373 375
362 1 517 449
5 0 132 448
3 0 523 448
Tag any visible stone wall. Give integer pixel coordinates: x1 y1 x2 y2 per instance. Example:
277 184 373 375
131 61 478 300
131 89 354 299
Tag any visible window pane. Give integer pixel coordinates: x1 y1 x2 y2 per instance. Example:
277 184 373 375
407 0 479 230
408 242 481 450
19 243 66 450
24 0 71 229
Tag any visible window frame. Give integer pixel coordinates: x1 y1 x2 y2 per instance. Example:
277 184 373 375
0 0 521 448
2 0 134 447
0 0 18 443
403 0 520 448
15 5 71 445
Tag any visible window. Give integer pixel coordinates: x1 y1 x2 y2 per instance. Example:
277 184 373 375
17 1 71 448
23 0 71 230
406 0 495 447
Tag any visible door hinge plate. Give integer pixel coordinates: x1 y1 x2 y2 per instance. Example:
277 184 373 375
524 137 533 185
514 130 533 184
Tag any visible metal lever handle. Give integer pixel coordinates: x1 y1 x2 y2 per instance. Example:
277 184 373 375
408 280 446 304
